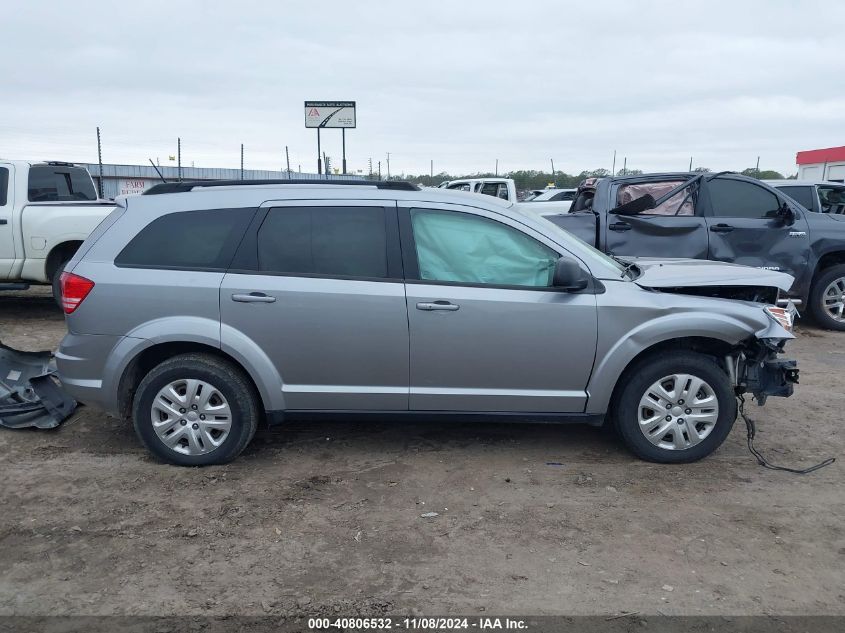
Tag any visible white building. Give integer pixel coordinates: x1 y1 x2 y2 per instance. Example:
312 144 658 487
796 146 845 182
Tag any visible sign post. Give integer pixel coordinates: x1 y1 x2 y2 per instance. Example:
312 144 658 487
305 101 356 178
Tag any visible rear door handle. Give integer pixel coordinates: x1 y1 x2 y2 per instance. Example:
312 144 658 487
710 223 735 233
416 301 459 311
609 222 632 232
232 292 276 303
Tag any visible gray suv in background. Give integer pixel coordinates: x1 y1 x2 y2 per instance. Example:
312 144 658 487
56 180 798 466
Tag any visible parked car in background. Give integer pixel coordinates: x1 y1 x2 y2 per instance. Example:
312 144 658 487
546 172 845 330
0 160 115 302
522 188 577 213
439 177 519 201
765 180 845 215
57 179 797 467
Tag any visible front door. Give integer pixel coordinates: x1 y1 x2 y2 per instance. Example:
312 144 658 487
702 176 810 281
0 164 15 278
605 178 709 260
401 203 598 413
220 200 409 411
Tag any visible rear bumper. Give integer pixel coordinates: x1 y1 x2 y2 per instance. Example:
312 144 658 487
55 332 126 413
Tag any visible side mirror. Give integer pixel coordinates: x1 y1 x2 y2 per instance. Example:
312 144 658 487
610 194 656 216
777 202 796 226
552 257 589 291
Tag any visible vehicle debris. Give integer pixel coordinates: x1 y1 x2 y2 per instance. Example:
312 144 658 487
0 341 76 429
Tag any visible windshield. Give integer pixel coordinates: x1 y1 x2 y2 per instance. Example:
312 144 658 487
519 208 626 278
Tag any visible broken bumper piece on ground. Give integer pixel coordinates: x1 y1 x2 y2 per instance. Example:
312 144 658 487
0 341 76 429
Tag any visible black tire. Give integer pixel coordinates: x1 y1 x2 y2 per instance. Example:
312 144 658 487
51 258 70 307
132 353 259 466
612 351 736 463
808 264 845 331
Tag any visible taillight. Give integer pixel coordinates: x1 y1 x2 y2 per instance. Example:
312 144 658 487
60 272 95 314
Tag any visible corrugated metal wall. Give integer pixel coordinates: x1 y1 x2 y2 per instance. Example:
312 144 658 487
81 163 362 200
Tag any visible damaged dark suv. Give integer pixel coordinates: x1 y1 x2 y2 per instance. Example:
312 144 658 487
56 180 798 466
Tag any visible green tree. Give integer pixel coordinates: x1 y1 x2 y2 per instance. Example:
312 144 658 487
740 168 785 180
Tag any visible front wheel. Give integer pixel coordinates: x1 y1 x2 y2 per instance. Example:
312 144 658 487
808 264 845 331
613 352 736 463
132 353 259 466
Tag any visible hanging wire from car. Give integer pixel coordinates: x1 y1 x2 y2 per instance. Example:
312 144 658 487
737 394 835 474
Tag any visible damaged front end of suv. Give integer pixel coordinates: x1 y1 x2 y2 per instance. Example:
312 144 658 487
629 256 800 405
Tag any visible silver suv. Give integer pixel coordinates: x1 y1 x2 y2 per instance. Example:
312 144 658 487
56 180 798 466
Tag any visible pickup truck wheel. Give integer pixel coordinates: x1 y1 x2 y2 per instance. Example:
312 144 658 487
809 264 845 331
132 353 259 466
51 258 70 307
613 352 736 463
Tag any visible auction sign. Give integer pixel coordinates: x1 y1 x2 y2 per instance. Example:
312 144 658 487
305 101 356 128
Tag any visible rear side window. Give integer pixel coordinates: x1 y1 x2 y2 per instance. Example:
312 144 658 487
28 166 97 202
116 208 252 270
257 206 388 278
708 179 781 219
0 168 8 206
617 180 695 216
777 186 814 211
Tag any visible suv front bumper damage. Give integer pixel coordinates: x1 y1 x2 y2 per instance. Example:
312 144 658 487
731 338 799 405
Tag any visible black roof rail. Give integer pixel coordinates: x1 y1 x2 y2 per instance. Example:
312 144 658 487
143 179 419 195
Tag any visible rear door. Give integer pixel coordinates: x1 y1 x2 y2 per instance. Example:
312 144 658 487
604 178 709 259
0 164 14 277
702 176 810 280
220 200 409 411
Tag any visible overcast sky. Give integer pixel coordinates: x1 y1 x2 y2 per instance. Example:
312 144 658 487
1 0 842 177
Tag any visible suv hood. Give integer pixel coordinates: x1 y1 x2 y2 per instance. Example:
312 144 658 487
628 257 794 293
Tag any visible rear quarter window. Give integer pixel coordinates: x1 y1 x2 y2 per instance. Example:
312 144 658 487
115 208 253 270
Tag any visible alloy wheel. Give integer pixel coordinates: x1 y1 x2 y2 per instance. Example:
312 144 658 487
822 276 845 323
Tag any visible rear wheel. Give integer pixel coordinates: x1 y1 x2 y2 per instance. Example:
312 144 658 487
132 353 259 466
808 264 845 331
613 351 736 463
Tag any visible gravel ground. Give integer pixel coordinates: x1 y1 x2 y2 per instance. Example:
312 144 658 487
0 287 843 617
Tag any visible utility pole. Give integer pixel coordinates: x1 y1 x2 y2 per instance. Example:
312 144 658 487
622 156 627 176
378 161 382 180
550 159 556 186
177 137 182 182
95 127 104 199
430 159 433 178
386 153 391 179
368 157 373 179
755 156 761 178
495 159 499 177
240 144 244 180
285 146 291 179
611 150 616 176
689 156 693 171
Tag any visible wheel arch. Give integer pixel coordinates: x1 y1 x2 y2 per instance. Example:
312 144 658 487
46 240 84 281
115 341 270 422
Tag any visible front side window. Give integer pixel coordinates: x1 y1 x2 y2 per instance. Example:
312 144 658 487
708 179 781 219
411 209 558 287
617 180 695 216
116 208 251 269
447 183 471 192
258 206 388 278
27 166 97 202
777 186 814 211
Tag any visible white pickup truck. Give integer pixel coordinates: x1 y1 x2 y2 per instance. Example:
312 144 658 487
0 160 115 301
437 177 572 213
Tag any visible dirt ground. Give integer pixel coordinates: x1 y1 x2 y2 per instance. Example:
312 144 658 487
0 287 843 617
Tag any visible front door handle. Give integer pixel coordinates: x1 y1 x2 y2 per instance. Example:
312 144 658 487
416 301 459 311
710 223 735 233
609 222 632 232
0 219 8 225
232 292 276 303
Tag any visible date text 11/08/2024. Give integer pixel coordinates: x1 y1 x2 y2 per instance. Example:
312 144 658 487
307 617 528 630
